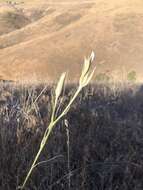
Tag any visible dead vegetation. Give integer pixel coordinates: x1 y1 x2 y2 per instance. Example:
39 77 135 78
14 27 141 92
0 81 143 189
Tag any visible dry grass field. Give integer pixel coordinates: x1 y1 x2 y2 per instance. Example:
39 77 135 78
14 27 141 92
1 82 143 190
0 0 143 82
0 1 143 190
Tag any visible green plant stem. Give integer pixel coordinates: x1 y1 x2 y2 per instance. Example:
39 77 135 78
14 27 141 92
21 147 42 189
51 97 57 123
53 87 81 123
44 87 81 138
20 125 52 189
20 87 81 189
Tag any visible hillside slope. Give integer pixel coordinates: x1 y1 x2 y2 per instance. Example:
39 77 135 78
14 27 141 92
0 0 143 83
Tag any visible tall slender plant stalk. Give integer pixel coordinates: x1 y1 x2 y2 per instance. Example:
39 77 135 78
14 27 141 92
19 51 96 189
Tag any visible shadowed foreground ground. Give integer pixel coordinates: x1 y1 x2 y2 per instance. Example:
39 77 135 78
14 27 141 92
0 82 143 190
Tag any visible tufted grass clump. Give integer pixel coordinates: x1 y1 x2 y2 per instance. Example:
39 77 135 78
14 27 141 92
19 51 96 189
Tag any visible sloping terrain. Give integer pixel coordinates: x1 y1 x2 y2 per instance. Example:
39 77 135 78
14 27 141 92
0 0 143 83
0 4 30 35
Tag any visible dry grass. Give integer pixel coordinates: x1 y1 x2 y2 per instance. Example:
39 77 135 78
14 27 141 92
0 0 143 82
0 79 143 189
18 52 95 189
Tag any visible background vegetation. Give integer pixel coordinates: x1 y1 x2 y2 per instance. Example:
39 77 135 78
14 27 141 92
0 82 143 189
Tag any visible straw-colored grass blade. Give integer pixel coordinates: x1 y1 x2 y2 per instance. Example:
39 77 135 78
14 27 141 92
20 52 96 190
80 51 95 87
55 72 66 101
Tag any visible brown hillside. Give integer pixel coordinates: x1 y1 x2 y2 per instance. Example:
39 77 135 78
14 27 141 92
0 0 143 83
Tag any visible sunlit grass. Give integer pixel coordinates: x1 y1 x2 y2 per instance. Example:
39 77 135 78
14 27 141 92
18 52 95 189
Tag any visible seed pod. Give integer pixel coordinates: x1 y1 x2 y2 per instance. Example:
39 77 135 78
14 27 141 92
79 51 95 87
55 72 66 101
